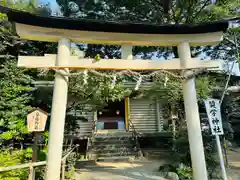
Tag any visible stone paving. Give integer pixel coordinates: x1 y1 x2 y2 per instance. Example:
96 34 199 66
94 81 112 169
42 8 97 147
226 148 240 180
75 148 240 180
75 160 168 180
228 148 240 168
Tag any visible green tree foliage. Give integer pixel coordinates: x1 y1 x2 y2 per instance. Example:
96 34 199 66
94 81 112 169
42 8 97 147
0 147 32 180
0 1 53 179
0 0 34 146
194 0 240 61
0 0 53 145
68 70 131 111
144 74 217 116
0 60 33 144
57 0 233 22
56 0 239 58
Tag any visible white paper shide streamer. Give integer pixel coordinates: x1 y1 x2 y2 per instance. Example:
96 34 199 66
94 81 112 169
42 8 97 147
164 75 169 87
135 76 142 90
83 69 88 85
111 75 117 89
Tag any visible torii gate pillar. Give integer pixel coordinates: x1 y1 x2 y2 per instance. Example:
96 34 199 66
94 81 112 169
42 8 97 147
178 42 208 180
46 38 70 180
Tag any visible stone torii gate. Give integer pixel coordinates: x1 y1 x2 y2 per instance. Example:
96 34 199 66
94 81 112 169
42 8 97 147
2 6 231 180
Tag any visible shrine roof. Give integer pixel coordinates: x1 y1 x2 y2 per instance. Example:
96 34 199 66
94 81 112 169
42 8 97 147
0 5 233 34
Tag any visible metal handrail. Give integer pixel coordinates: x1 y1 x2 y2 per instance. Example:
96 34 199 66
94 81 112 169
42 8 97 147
61 144 79 179
92 120 96 133
62 145 79 162
0 145 79 180
128 118 140 137
128 118 143 158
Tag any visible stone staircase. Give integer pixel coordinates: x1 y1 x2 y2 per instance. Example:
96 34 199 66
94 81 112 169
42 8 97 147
87 130 139 161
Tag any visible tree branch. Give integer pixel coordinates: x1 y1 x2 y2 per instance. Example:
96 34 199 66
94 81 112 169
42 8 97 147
66 100 77 112
170 5 178 23
154 0 167 23
174 1 184 24
224 36 238 47
190 0 209 23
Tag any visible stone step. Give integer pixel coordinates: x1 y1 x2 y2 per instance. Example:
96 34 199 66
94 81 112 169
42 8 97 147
94 133 133 138
143 148 172 152
98 152 137 157
87 131 139 160
97 156 135 162
90 148 137 154
92 136 135 140
87 152 137 161
75 160 96 169
94 129 132 135
143 150 172 154
142 149 173 159
90 143 135 149
91 139 135 144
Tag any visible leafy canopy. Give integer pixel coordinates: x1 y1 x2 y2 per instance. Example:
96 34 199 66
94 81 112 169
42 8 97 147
0 1 53 179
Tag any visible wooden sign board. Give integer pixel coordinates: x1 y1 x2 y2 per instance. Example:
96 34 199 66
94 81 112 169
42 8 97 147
27 108 48 132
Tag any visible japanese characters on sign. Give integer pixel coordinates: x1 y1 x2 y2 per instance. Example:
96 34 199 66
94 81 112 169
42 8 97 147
204 98 224 135
27 108 48 132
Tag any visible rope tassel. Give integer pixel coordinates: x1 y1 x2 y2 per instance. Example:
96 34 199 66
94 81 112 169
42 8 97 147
135 76 142 91
111 75 117 89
